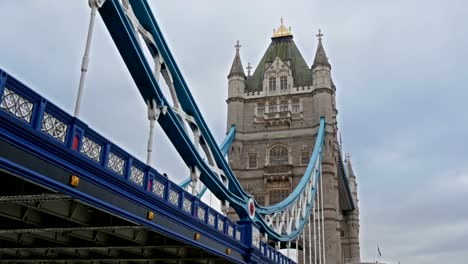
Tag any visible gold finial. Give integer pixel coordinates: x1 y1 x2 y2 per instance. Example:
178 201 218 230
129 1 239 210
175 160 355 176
272 17 292 38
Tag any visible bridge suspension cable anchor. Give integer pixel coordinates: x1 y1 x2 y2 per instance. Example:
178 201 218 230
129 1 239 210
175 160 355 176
146 99 167 165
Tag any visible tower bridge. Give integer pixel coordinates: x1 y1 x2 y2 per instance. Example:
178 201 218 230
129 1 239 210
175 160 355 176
0 1 362 263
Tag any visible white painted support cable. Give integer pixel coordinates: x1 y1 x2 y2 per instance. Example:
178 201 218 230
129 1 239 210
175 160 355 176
146 99 166 165
221 200 230 216
302 224 305 263
320 167 326 264
153 54 161 83
146 101 156 165
190 166 201 196
295 238 298 257
318 184 323 264
74 6 97 117
314 206 317 264
308 220 312 264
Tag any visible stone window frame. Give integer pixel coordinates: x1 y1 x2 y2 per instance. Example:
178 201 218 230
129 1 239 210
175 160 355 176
279 100 288 112
257 103 265 116
268 101 277 113
280 76 288 91
267 144 290 166
248 151 258 169
269 188 289 205
301 150 310 165
292 98 301 113
268 77 276 91
300 144 311 165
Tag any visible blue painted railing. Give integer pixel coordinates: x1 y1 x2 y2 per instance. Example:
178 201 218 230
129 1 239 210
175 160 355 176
0 68 295 264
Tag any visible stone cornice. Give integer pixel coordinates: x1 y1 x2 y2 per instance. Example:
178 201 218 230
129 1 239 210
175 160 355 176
226 97 244 103
312 87 334 96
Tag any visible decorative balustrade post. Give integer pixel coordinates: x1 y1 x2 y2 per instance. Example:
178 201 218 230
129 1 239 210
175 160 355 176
237 220 262 263
0 70 7 92
31 98 47 130
67 118 88 151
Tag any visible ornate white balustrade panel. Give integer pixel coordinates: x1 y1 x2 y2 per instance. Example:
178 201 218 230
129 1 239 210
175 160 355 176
0 88 34 123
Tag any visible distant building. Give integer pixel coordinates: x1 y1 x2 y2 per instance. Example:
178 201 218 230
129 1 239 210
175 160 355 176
226 19 361 264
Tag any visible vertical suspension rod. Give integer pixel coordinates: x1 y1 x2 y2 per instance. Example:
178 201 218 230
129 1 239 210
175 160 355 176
146 54 162 165
318 181 322 264
303 223 306 263
146 99 159 165
308 220 312 264
74 3 99 117
320 165 326 264
314 200 317 264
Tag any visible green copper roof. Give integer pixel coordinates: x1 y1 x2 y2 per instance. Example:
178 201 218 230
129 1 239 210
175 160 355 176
246 36 312 92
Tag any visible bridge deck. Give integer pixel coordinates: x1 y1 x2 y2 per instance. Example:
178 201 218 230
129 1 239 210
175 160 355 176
0 69 293 263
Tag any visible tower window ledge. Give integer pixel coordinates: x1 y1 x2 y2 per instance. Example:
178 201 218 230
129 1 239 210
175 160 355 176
264 164 293 174
263 174 292 184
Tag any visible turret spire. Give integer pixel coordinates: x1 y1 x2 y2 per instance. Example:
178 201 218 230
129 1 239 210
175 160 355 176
312 29 331 68
228 40 246 78
246 62 252 77
345 153 356 178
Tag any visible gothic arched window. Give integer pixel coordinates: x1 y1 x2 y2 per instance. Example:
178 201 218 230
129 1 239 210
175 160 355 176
280 76 288 91
269 77 276 91
269 145 288 166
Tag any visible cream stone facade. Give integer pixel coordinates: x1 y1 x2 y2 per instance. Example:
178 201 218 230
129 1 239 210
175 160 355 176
226 22 361 264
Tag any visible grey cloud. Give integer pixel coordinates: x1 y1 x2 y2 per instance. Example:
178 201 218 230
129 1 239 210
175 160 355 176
1 1 468 263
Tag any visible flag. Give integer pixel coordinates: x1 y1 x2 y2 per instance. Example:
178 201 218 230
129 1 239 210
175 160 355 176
377 245 382 257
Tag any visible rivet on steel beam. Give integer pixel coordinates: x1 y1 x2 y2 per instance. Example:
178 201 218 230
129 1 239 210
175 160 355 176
194 233 201 240
70 175 80 187
226 248 232 254
147 211 155 220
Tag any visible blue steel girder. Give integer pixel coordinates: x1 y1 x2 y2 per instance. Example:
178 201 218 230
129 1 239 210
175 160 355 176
97 0 249 217
123 0 250 201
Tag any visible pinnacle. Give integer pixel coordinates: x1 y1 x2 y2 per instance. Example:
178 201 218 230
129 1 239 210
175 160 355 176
228 40 246 78
312 29 331 69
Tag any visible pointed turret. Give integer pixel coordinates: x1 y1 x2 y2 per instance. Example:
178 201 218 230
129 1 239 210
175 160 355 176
312 29 330 69
226 41 246 134
345 153 356 179
344 153 361 262
311 29 334 124
228 40 246 79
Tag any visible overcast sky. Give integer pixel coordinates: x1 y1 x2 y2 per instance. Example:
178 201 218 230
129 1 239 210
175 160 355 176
1 1 468 263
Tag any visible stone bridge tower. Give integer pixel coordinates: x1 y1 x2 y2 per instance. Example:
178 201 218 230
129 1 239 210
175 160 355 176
225 19 361 264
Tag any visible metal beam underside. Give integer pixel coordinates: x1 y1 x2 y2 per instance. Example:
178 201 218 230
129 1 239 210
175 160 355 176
0 172 230 264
